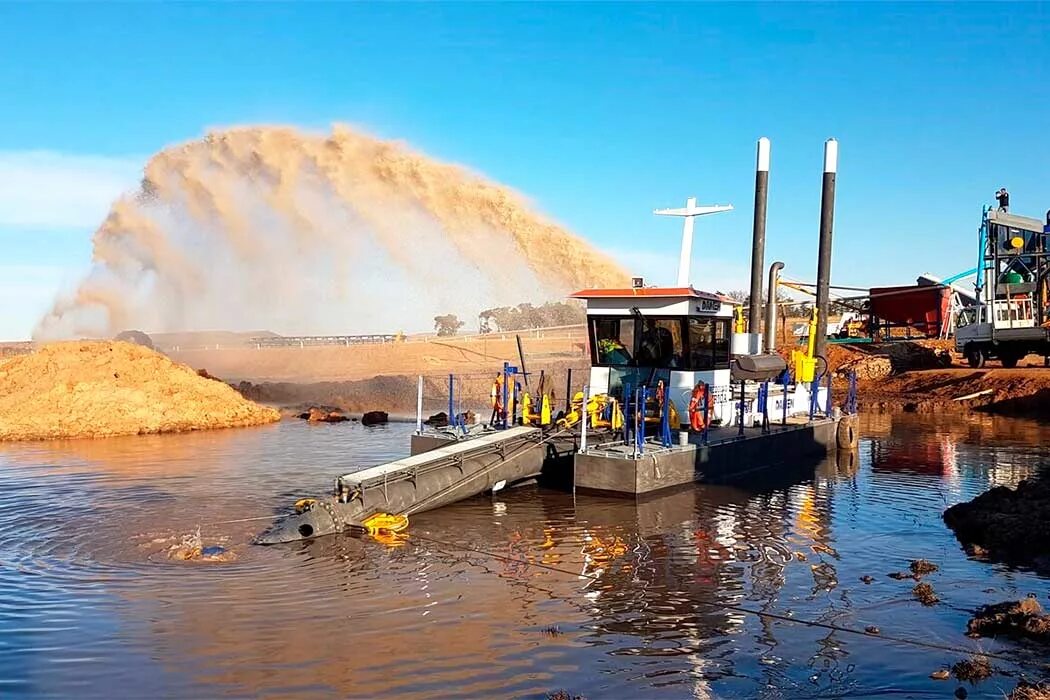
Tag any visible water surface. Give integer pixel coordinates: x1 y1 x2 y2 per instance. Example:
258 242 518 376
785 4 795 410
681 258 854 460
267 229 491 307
1 414 1048 698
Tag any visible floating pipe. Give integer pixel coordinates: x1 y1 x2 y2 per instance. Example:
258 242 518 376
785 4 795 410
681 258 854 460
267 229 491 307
764 261 784 353
749 137 771 336
814 138 838 361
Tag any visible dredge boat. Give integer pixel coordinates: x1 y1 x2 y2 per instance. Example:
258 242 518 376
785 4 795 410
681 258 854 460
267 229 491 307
256 137 856 545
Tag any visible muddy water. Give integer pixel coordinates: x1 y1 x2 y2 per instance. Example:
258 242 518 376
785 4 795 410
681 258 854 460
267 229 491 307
1 415 1048 699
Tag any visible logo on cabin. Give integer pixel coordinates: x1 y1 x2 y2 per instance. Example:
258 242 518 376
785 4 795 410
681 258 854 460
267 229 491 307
695 299 720 313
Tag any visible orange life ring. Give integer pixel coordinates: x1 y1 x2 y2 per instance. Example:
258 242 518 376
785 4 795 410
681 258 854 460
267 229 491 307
687 383 713 431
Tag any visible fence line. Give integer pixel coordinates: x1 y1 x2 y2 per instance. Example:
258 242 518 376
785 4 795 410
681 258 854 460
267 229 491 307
161 324 588 353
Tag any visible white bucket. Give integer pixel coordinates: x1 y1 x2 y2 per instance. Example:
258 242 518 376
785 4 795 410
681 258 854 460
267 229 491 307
678 431 690 446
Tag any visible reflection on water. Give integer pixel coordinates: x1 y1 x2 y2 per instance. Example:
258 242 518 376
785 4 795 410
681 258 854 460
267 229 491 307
1 415 1048 698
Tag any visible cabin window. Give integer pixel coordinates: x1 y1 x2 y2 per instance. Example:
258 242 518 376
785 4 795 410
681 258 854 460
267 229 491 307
635 318 685 368
591 317 635 366
687 318 730 370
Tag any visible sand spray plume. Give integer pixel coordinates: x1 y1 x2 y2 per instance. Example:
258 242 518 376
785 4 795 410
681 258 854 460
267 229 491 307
35 125 628 339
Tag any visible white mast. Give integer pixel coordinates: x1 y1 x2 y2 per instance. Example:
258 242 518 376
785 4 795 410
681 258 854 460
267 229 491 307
654 197 733 286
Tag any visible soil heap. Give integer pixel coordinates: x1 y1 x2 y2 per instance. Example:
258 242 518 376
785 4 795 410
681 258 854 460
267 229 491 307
0 341 280 441
943 479 1050 567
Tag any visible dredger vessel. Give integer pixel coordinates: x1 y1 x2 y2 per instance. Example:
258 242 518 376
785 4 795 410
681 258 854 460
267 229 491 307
256 137 857 545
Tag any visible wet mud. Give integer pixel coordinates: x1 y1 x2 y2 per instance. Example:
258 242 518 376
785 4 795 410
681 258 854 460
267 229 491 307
966 599 1050 644
943 479 1050 568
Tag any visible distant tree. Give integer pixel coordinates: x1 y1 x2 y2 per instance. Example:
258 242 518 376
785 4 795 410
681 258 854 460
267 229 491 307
434 314 465 337
478 301 585 332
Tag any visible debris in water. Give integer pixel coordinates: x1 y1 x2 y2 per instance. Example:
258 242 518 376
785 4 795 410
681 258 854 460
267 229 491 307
966 599 1050 643
943 479 1050 567
361 411 389 426
955 687 968 699
547 692 585 700
299 407 349 423
542 625 562 637
167 527 237 563
1009 680 1050 699
424 412 449 426
930 669 951 680
864 625 880 635
951 655 992 683
913 581 939 606
888 571 917 580
909 559 938 576
860 575 875 584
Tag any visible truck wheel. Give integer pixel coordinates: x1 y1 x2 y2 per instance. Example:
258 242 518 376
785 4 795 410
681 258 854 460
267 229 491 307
1000 352 1020 368
966 345 986 369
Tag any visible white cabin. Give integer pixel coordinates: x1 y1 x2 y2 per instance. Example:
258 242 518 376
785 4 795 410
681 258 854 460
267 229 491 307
572 285 741 426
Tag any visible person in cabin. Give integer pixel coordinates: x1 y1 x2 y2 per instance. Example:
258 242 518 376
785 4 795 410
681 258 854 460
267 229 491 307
637 319 675 367
996 188 1010 212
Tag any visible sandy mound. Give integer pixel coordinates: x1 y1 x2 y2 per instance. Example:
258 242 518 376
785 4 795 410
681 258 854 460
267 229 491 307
0 341 280 441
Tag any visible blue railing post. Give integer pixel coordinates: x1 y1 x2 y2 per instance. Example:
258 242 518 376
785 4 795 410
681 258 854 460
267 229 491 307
809 380 818 421
501 361 510 429
637 387 646 455
448 373 456 430
846 369 858 415
737 380 746 437
764 384 772 432
623 381 633 446
825 371 833 416
661 386 672 447
782 371 789 426
702 382 711 445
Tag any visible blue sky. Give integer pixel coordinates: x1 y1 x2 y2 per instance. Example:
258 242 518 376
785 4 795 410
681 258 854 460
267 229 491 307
1 2 1047 339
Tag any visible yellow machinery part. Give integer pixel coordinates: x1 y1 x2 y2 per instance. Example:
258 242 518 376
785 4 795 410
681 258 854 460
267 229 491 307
294 498 317 514
362 512 410 536
521 392 535 425
522 392 553 427
540 393 552 426
791 307 819 382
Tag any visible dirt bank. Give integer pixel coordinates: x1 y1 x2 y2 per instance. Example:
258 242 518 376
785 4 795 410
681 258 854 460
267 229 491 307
236 361 590 419
858 368 1050 416
820 340 1050 417
0 341 280 441
943 479 1050 569
170 332 587 383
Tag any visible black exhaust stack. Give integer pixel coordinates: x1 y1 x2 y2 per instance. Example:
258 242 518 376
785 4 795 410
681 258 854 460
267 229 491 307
748 137 771 348
813 139 838 361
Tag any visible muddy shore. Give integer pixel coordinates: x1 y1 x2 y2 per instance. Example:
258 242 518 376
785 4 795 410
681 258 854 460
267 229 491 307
221 338 1050 421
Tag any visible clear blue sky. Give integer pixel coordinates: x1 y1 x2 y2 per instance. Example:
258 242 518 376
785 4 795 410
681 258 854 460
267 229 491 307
1 2 1047 339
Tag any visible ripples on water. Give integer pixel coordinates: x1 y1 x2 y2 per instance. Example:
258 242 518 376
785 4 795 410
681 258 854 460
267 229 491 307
1 414 1048 698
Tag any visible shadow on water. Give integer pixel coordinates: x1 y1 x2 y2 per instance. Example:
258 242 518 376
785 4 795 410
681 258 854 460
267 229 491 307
1 415 1049 698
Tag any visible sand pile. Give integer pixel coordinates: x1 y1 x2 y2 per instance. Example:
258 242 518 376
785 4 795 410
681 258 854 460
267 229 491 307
0 341 280 441
830 341 952 381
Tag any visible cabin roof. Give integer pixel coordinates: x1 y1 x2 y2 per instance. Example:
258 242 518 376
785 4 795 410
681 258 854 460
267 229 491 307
570 286 734 302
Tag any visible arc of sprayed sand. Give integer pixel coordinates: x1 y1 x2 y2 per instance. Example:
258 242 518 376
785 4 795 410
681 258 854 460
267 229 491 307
37 124 630 338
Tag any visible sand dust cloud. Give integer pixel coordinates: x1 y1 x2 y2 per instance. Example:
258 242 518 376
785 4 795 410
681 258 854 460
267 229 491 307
36 125 628 339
